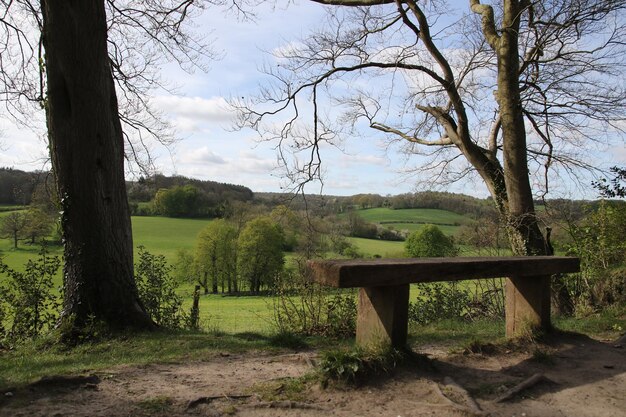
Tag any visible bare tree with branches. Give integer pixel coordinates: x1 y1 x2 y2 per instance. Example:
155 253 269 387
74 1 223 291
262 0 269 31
236 0 626 258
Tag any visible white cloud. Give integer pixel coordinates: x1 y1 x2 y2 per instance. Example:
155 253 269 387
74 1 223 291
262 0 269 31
339 154 389 167
181 146 227 164
152 95 234 124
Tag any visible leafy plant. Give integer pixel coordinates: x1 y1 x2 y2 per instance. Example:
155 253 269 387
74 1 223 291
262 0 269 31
405 224 458 257
0 245 61 341
135 246 186 329
565 201 626 312
408 283 470 325
318 346 404 385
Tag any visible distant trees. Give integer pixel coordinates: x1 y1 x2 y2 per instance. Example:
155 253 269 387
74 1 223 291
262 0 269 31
129 174 254 218
195 220 238 294
405 225 458 258
237 217 285 295
22 208 54 245
175 215 286 296
153 185 204 218
0 212 27 248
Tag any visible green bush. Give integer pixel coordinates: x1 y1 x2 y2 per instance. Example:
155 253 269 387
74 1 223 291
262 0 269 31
408 283 470 325
405 225 458 257
0 245 61 342
135 246 187 329
566 201 626 312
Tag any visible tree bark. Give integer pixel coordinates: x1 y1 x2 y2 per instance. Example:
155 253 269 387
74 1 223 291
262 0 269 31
42 0 154 332
494 0 571 316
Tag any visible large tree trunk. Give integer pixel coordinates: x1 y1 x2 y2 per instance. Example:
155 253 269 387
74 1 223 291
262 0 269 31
495 0 571 316
42 0 154 333
494 1 546 256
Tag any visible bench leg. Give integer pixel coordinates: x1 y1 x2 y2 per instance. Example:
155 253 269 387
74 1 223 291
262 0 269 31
356 285 409 349
506 275 551 337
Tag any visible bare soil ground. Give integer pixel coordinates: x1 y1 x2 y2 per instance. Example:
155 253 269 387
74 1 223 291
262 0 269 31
1 332 624 417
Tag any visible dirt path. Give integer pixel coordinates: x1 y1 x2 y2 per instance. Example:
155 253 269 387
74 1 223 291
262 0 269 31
1 333 624 417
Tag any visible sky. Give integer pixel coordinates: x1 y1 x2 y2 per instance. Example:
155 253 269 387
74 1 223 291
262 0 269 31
0 1 624 199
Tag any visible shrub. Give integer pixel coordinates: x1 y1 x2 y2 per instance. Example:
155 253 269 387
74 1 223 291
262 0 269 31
272 265 357 338
408 283 470 325
565 201 626 312
405 225 458 257
135 246 186 329
0 245 61 341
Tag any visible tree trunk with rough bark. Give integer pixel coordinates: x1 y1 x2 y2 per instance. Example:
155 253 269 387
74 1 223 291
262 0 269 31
42 0 154 334
495 0 546 257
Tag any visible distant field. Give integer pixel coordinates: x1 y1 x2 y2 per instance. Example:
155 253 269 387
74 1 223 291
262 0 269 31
357 207 468 225
351 208 469 236
131 216 214 260
0 215 214 270
347 237 405 257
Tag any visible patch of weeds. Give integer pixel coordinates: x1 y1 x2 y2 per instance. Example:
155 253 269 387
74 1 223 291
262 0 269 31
250 375 313 402
318 345 406 386
268 331 308 350
509 319 549 345
460 339 499 355
530 348 555 366
137 396 174 413
206 325 226 337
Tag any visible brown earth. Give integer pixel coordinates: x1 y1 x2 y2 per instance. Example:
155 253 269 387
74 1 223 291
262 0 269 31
1 332 624 417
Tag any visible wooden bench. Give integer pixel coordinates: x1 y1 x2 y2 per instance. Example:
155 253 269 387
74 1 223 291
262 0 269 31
307 256 580 348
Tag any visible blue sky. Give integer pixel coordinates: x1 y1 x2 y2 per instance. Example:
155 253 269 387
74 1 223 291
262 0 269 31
0 1 624 198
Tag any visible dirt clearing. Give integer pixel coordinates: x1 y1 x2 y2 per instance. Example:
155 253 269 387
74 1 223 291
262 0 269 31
1 333 624 417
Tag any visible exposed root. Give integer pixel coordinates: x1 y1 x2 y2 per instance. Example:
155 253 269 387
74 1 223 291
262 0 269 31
434 381 487 416
186 394 253 409
247 400 327 410
494 373 550 403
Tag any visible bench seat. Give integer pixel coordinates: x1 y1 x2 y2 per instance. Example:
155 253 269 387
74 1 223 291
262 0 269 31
307 256 580 348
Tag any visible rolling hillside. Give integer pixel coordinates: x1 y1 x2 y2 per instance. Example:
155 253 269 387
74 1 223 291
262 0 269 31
351 207 470 236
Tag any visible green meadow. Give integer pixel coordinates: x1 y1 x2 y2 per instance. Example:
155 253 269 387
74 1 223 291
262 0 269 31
349 207 469 236
0 207 481 334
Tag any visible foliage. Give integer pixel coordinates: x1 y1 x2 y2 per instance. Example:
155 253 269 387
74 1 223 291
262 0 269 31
405 224 458 257
0 245 61 342
23 207 54 244
318 346 404 386
172 248 196 285
135 246 186 329
152 185 206 218
344 210 405 241
272 265 357 338
195 219 238 294
565 201 626 311
237 216 285 294
408 283 470 325
593 166 626 198
0 211 28 248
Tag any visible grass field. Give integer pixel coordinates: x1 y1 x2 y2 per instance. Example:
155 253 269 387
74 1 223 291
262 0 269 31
0 208 489 336
350 208 470 236
131 216 214 260
356 207 468 225
347 237 405 257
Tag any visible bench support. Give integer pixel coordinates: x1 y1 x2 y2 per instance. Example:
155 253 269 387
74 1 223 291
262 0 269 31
506 275 551 337
356 284 409 348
